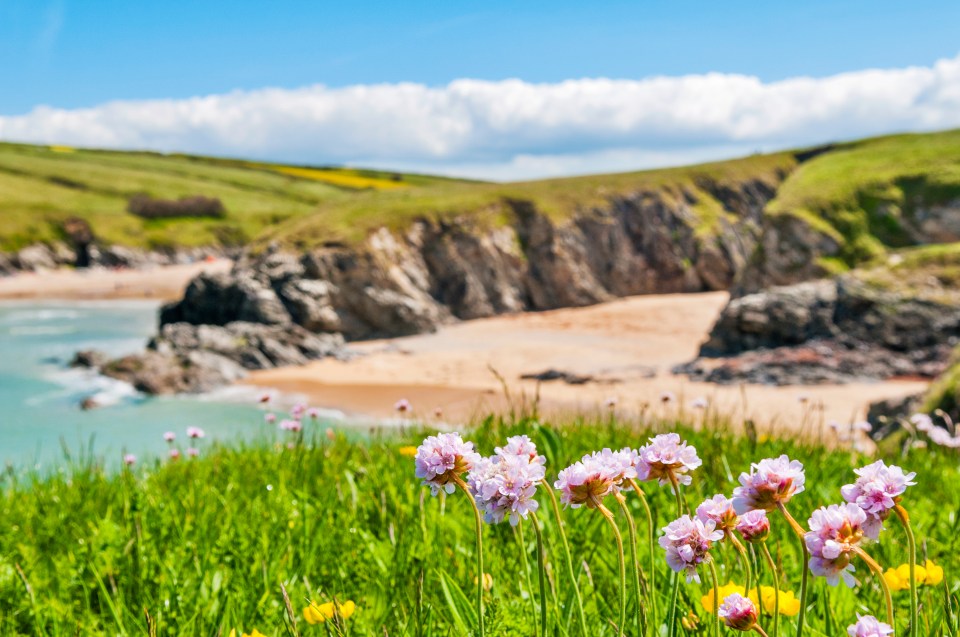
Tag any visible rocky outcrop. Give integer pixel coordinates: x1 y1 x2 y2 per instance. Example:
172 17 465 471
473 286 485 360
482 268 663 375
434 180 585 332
0 242 230 274
99 322 346 394
161 183 776 341
680 275 960 385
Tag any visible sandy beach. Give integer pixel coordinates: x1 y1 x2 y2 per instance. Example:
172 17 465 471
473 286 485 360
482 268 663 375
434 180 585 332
0 259 231 301
249 292 929 434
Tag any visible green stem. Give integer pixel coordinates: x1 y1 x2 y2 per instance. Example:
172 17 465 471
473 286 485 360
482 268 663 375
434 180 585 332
730 533 753 593
754 625 771 637
628 478 658 631
667 573 680 637
530 512 548 637
516 522 539 636
542 480 587 636
594 499 626 637
895 505 919 636
854 546 895 628
668 472 684 518
761 542 780 637
707 559 721 637
776 502 808 637
617 495 647 637
455 477 485 637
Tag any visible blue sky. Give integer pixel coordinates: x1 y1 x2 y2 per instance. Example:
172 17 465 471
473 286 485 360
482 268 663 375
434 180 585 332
2 1 960 179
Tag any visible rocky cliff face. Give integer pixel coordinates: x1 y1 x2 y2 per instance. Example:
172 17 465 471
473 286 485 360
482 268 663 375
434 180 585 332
161 183 775 342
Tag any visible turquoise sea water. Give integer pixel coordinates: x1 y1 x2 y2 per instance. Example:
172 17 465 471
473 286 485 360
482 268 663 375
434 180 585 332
0 301 267 468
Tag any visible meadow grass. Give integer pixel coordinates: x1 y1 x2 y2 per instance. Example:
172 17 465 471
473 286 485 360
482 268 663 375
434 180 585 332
1 408 957 636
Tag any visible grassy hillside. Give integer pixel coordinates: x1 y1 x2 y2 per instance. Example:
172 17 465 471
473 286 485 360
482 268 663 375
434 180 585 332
0 411 956 635
0 143 469 251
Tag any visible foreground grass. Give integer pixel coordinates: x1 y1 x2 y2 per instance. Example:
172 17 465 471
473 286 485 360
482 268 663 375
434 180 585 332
1 411 958 636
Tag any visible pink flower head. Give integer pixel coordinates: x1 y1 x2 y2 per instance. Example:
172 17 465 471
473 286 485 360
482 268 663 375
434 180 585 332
395 398 412 413
187 447 200 458
554 454 620 509
659 514 723 582
636 433 701 487
169 448 181 461
910 413 933 433
732 455 805 514
264 413 277 424
847 615 894 637
841 460 916 539
306 407 321 419
690 397 709 410
660 391 676 404
163 431 176 443
604 396 618 409
258 391 272 404
123 454 136 466
186 426 205 439
696 494 739 533
290 402 307 419
928 426 960 448
468 453 544 525
735 510 771 543
853 421 872 433
719 593 758 631
584 447 640 485
279 419 303 433
433 406 443 418
804 503 867 587
414 433 481 495
495 435 546 469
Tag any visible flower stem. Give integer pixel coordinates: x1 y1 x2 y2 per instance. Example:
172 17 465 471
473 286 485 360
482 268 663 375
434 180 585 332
854 546 895 628
761 542 780 637
753 625 771 637
628 478 659 631
516 522 539 636
730 533 753 593
707 559 721 637
667 573 680 637
541 479 587 636
895 504 919 636
455 477 485 637
776 502 808 637
667 472 685 518
594 499 626 637
530 512 549 637
617 494 648 637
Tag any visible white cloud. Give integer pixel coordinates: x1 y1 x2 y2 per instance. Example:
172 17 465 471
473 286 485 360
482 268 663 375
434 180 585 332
3 55 960 180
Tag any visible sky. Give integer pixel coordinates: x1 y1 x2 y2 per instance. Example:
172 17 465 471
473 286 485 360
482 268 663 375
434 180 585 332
2 0 960 180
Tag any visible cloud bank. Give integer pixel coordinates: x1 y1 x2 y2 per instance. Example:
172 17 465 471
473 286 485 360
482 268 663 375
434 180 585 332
3 55 960 180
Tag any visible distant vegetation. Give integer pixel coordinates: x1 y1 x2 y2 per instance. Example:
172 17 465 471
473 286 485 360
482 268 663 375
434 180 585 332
127 194 226 220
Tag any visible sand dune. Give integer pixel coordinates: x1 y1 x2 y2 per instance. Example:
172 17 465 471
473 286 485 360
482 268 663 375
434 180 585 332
249 292 928 435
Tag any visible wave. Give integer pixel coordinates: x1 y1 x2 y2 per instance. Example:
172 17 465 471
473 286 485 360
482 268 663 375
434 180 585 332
8 325 78 336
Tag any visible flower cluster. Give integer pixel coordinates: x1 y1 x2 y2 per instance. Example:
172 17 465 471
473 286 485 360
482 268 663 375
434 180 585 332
469 436 546 525
303 599 356 624
841 460 915 539
696 494 739 534
735 510 770 543
732 455 806 513
659 514 723 582
718 592 758 631
883 560 944 590
414 433 481 495
636 433 702 487
554 454 620 508
847 615 893 637
805 503 867 586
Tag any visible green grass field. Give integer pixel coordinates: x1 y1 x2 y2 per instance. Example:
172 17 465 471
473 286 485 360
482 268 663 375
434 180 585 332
5 129 960 266
1 407 957 636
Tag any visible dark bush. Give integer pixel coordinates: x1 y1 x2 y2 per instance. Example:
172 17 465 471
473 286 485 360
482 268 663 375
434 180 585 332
127 194 226 219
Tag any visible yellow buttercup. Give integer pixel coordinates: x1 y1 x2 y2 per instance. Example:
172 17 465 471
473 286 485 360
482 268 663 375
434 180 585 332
303 599 357 624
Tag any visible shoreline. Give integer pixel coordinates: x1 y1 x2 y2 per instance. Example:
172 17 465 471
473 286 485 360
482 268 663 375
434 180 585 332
0 259 232 302
248 292 928 435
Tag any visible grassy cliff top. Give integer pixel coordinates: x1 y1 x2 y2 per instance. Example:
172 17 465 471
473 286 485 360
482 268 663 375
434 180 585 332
2 128 960 253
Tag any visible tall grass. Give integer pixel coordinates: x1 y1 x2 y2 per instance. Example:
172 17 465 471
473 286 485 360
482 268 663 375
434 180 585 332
0 410 958 635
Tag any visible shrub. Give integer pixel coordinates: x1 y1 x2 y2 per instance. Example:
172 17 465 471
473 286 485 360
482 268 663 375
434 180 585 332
127 193 226 219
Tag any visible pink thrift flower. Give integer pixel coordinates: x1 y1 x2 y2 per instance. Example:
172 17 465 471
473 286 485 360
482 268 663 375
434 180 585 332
604 396 618 409
290 402 307 419
258 392 272 403
659 514 723 582
659 391 676 404
169 448 181 460
306 407 321 419
554 455 619 509
187 447 200 458
804 503 867 587
841 460 916 539
583 447 639 486
690 397 709 410
264 413 277 424
395 398 412 413
636 433 701 487
847 615 894 637
433 406 444 418
468 453 544 525
719 592 758 630
496 435 546 469
279 419 303 432
186 426 205 439
736 510 771 543
696 494 739 533
910 413 933 433
732 455 805 514
123 454 136 466
163 431 176 443
414 433 481 495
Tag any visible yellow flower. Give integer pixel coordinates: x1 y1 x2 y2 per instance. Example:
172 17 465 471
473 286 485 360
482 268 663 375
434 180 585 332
925 560 944 586
756 587 801 616
884 567 908 592
897 563 927 586
700 582 748 613
228 630 267 637
399 446 419 458
303 600 357 624
474 573 494 592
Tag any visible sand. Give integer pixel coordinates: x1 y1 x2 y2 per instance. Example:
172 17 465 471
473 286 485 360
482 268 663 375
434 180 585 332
0 259 231 301
249 292 928 434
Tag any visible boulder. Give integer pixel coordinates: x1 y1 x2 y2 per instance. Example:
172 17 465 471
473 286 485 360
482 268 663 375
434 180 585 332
15 245 57 271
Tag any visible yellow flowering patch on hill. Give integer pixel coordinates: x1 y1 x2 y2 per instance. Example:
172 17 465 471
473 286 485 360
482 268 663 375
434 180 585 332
269 165 408 190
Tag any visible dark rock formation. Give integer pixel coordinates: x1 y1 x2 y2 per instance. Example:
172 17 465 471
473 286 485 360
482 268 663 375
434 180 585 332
70 349 109 369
